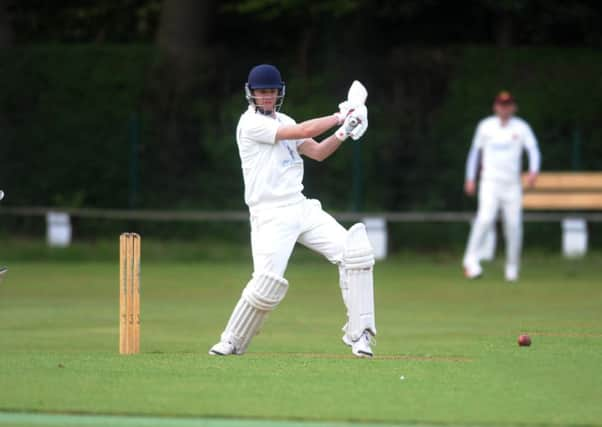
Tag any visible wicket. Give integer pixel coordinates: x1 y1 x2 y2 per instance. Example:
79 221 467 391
119 232 141 354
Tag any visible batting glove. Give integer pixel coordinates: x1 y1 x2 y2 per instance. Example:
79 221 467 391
350 113 368 141
334 101 354 125
349 105 368 141
335 105 367 141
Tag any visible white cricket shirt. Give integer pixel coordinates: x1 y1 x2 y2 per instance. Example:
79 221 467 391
465 116 541 184
236 106 305 213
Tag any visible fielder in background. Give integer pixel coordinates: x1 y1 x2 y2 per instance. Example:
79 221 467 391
209 64 376 357
463 91 541 282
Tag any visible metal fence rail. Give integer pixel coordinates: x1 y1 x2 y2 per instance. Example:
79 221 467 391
2 206 602 223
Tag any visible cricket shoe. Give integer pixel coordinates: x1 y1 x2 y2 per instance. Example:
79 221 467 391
463 261 483 279
505 265 519 282
0 266 7 282
342 333 352 347
343 330 374 358
208 340 236 356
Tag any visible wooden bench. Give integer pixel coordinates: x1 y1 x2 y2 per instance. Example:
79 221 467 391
522 172 602 256
522 172 602 210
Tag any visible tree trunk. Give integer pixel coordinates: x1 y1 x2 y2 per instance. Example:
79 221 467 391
147 0 215 202
297 27 314 82
495 10 514 48
157 0 209 57
0 0 14 47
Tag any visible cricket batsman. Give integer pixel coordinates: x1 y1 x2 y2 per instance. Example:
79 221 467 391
463 91 541 282
209 64 376 357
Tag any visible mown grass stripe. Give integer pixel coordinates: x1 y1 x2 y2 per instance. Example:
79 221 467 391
0 412 425 427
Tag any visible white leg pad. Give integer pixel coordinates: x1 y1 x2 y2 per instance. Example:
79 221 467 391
220 271 289 354
343 223 376 341
338 265 350 329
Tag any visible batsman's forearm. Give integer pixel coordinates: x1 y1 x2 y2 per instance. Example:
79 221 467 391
313 134 344 162
298 115 339 139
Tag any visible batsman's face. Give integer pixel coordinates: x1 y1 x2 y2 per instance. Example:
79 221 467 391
253 88 278 110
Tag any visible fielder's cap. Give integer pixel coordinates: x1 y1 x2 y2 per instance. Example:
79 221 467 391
494 90 515 104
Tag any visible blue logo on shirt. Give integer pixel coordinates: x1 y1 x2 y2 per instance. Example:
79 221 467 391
281 141 302 167
285 143 296 159
490 142 512 151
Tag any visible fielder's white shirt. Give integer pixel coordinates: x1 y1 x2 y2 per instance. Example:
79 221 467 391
236 106 305 213
465 116 541 184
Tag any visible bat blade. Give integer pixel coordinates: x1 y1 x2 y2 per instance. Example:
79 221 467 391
348 80 368 106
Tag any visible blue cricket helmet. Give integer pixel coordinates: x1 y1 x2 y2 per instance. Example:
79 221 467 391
247 64 284 90
245 64 286 113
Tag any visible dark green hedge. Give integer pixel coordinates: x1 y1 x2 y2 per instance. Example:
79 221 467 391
1 44 601 216
0 45 155 207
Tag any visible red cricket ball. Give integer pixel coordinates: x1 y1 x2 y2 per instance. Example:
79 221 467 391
518 334 532 346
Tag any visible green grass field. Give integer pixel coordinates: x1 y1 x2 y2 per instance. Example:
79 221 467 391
0 246 601 427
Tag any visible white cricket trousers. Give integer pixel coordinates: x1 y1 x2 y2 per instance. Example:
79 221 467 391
464 179 523 270
250 198 347 277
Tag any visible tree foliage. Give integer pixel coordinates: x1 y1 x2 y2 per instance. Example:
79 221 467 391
3 0 602 47
6 0 161 43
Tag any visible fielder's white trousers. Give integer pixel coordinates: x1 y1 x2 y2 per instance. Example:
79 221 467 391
250 198 347 277
463 179 523 271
